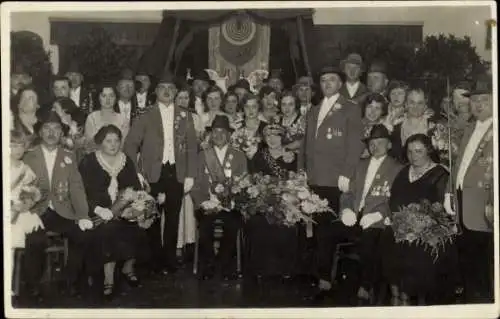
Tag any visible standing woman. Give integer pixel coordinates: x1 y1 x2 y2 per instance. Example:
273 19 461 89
79 125 149 300
390 88 436 163
382 134 456 305
259 86 280 123
279 91 305 152
236 94 267 164
84 82 130 151
385 81 408 128
11 86 40 149
200 85 227 129
360 93 390 158
223 91 244 130
175 85 203 138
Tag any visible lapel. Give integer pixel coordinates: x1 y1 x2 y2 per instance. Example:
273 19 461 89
470 123 493 164
31 146 50 189
317 95 347 133
152 104 164 138
355 160 371 203
50 147 66 190
454 123 476 177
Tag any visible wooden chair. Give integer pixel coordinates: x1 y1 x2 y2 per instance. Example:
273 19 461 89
193 219 242 276
330 241 360 284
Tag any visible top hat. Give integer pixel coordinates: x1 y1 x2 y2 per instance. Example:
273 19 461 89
318 66 343 80
367 61 388 75
65 60 82 74
340 53 364 71
119 68 135 80
207 115 234 133
462 74 492 97
188 70 215 86
157 72 178 87
363 124 391 143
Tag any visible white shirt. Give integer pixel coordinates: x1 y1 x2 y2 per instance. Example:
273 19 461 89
159 102 176 164
456 118 493 189
300 103 312 116
359 155 386 211
41 145 58 209
136 92 147 109
195 97 204 115
70 86 81 107
316 93 340 134
118 100 132 122
214 145 228 166
346 81 360 98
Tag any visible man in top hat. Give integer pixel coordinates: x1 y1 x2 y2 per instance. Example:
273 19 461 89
444 74 494 303
299 65 364 296
229 79 251 102
367 60 389 95
134 69 156 113
22 110 93 297
293 76 316 116
339 53 369 106
340 124 402 305
265 69 284 94
65 60 94 117
189 70 215 115
191 115 247 280
116 68 140 125
124 72 198 275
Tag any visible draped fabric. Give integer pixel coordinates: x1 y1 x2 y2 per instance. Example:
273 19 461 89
137 9 314 82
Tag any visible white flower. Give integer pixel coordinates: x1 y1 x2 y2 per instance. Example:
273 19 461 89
282 151 295 163
157 193 166 205
201 198 221 211
297 189 311 200
64 156 72 164
225 162 231 169
214 183 225 194
180 111 186 118
228 154 233 160
60 162 66 168
333 103 342 111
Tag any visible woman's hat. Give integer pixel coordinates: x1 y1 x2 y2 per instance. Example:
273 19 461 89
387 80 409 94
207 115 234 133
119 68 135 80
340 53 364 71
34 109 66 134
157 72 179 87
363 124 391 143
292 76 315 91
263 123 285 137
188 70 215 86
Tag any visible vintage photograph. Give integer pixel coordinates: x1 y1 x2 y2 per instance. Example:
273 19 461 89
2 1 498 318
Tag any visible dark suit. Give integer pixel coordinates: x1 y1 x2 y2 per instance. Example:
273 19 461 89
133 91 156 120
298 94 365 282
124 103 198 271
448 121 494 303
192 146 247 277
340 156 402 291
22 146 90 286
339 81 369 108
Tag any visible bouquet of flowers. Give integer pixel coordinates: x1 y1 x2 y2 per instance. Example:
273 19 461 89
391 199 458 261
230 129 261 153
284 119 306 143
429 122 460 169
11 185 42 223
93 188 159 229
200 178 236 214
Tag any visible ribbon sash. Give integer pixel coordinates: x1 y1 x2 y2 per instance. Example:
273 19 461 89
204 148 227 184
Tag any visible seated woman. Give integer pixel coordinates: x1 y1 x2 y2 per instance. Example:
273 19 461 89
381 134 458 305
52 97 87 163
11 86 41 149
84 83 130 152
258 86 280 123
79 125 149 300
223 91 244 130
245 123 300 280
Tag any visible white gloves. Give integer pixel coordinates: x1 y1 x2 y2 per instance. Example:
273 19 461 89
95 206 114 221
384 217 392 226
17 212 45 234
78 219 93 231
338 176 350 193
444 193 455 216
359 212 383 229
138 173 151 192
184 177 194 194
341 208 357 227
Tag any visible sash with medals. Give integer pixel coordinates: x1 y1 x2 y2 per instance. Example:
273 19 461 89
204 147 227 184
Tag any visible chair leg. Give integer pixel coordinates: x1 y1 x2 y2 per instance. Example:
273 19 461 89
193 228 199 275
45 252 52 284
330 246 341 284
63 239 69 266
236 229 242 274
13 250 23 296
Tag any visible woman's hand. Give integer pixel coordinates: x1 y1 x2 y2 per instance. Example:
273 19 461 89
244 144 258 159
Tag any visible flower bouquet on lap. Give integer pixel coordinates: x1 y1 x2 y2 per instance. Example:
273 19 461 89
11 184 44 248
391 199 458 261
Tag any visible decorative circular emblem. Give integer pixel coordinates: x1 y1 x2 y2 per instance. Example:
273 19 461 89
221 14 257 46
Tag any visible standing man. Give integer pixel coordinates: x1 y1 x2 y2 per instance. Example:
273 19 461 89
339 53 369 106
134 69 156 115
65 60 94 117
52 76 71 99
23 110 93 297
116 69 138 125
124 72 198 275
299 66 364 298
444 75 494 303
293 76 316 116
366 60 389 95
189 70 214 115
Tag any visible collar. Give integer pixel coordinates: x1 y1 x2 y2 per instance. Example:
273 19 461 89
346 81 360 88
137 91 147 98
476 117 493 129
370 155 386 164
41 145 58 155
119 100 132 106
158 102 174 110
71 86 81 94
214 144 228 154
323 93 340 104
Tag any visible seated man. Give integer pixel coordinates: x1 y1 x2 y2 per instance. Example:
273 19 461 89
339 124 402 305
22 110 93 298
192 115 247 280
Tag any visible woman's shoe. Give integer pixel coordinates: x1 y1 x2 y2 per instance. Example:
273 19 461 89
103 283 114 301
123 272 140 288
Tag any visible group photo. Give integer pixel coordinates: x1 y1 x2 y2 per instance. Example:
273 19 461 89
3 1 498 316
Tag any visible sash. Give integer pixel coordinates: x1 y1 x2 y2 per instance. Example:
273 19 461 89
204 148 227 183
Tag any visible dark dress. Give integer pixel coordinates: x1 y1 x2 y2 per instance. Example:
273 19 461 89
245 147 300 277
381 164 458 301
78 152 150 273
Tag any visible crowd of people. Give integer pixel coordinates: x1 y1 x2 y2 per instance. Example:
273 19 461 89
9 51 494 307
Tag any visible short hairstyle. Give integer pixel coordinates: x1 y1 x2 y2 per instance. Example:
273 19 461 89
52 76 70 86
240 93 261 110
202 85 225 112
363 93 389 118
96 83 120 113
13 85 38 115
279 90 301 112
175 85 196 111
406 87 428 103
258 86 278 101
387 80 409 96
222 91 240 113
94 124 123 145
404 133 439 164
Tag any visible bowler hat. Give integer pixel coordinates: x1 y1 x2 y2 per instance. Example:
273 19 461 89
34 109 65 135
462 74 492 97
135 69 150 77
188 70 215 86
340 53 364 71
318 66 343 80
207 115 234 133
65 60 82 74
363 124 391 143
367 61 388 75
120 68 135 80
157 72 178 87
